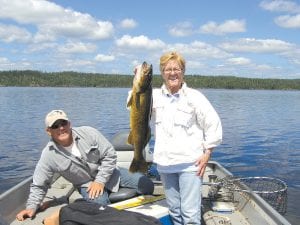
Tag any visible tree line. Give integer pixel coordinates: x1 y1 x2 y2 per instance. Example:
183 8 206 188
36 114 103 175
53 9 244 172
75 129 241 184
0 70 299 90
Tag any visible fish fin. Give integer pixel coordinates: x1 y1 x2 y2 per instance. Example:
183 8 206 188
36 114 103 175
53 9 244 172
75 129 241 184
129 159 148 174
126 93 133 109
127 131 133 145
135 93 140 109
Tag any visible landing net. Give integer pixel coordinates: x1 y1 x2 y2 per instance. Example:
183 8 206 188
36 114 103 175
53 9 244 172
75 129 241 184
208 176 287 214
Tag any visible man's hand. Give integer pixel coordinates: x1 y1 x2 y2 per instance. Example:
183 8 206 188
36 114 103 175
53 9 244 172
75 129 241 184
43 209 60 225
87 181 105 199
16 209 35 221
195 149 213 177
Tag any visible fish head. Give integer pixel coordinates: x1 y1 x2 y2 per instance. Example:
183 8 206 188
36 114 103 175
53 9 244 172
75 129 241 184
133 61 152 92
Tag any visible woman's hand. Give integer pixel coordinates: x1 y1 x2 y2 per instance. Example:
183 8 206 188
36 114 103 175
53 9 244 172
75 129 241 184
195 149 213 177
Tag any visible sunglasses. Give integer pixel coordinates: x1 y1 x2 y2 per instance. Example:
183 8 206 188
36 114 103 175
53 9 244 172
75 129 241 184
50 119 68 129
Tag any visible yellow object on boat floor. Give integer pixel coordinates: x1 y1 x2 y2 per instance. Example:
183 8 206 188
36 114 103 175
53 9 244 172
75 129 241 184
110 195 165 210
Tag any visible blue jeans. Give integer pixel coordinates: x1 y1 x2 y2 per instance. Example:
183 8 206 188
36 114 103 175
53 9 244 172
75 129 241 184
79 167 151 205
160 171 202 225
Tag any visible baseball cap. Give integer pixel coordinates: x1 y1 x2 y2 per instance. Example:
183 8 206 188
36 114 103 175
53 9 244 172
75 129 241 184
45 110 69 127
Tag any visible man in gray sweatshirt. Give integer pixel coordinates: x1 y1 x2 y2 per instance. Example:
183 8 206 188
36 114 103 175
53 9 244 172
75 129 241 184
16 109 154 221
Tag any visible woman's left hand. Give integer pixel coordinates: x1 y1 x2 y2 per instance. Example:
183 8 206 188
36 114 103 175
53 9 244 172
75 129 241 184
195 149 212 177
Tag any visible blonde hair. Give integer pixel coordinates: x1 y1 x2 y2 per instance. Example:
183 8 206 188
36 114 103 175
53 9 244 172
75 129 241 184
159 51 186 73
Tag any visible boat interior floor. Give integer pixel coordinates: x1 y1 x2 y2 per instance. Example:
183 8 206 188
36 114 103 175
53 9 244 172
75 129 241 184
6 162 289 225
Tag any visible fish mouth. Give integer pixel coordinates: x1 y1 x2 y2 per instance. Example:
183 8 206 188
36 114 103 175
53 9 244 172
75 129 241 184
142 62 152 75
134 62 152 78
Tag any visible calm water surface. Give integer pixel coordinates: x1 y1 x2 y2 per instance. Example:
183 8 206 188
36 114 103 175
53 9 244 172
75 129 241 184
0 87 299 224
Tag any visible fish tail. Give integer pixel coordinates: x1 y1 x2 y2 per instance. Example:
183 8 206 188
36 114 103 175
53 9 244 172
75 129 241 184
129 159 148 174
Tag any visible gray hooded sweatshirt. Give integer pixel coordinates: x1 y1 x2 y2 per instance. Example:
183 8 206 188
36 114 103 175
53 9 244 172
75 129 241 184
26 126 120 212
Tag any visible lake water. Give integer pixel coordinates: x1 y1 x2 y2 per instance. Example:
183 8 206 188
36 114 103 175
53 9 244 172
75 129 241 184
0 87 299 224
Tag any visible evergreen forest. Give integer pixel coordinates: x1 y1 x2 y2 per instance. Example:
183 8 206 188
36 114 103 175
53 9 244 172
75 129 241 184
0 70 299 90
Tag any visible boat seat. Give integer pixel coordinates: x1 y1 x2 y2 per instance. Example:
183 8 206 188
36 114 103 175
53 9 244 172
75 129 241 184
111 130 135 151
109 187 138 203
111 130 153 168
69 187 139 204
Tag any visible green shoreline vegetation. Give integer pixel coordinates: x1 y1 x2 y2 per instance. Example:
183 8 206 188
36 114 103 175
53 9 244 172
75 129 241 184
0 70 299 90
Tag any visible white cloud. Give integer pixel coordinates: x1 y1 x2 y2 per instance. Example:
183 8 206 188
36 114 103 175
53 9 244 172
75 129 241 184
0 23 32 43
169 41 232 59
275 14 300 28
0 0 114 41
119 18 137 29
0 58 33 70
27 42 58 53
168 21 194 37
200 19 246 35
57 58 94 71
185 60 205 70
94 54 115 62
226 57 251 65
0 57 9 63
0 0 62 24
58 42 97 54
280 47 300 65
220 38 294 53
116 35 165 50
33 32 56 43
36 16 114 41
291 57 300 65
260 0 300 14
62 59 94 67
256 64 274 70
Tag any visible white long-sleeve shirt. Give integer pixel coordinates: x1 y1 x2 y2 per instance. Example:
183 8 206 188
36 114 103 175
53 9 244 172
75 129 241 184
152 83 222 173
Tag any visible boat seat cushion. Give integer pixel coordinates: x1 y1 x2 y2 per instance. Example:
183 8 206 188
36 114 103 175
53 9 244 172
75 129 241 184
109 187 137 203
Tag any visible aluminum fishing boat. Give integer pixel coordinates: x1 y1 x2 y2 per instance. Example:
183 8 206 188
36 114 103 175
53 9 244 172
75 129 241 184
0 131 291 225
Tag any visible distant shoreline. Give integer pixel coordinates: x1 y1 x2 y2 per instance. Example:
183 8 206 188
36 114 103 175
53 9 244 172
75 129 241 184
0 70 299 90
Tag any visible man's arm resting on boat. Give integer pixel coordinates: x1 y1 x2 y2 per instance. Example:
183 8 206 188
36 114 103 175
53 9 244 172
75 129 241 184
16 208 35 221
16 198 53 221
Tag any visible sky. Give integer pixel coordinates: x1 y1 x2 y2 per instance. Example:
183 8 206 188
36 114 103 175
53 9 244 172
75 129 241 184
0 0 300 79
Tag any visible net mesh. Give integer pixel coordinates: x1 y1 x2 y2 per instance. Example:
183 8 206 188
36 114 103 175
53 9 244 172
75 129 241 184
209 176 287 215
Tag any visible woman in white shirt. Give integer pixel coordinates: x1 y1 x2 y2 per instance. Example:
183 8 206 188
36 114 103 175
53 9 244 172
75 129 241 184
152 52 222 225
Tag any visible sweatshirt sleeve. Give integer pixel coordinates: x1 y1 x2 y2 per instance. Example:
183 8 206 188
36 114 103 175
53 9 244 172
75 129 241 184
91 128 117 185
26 150 55 212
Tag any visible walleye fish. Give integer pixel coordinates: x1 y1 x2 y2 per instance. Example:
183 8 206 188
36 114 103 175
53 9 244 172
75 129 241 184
127 62 152 173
